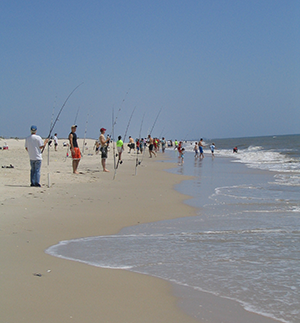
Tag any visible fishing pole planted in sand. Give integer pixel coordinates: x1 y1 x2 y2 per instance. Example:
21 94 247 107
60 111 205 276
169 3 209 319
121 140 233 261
42 82 84 153
135 112 145 175
149 108 162 136
82 112 89 155
113 106 136 179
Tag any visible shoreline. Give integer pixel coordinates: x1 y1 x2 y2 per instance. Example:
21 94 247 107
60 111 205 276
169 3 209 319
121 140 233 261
0 138 199 323
0 139 281 323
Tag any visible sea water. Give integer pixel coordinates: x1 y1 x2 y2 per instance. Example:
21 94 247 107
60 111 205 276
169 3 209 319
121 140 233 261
46 134 300 323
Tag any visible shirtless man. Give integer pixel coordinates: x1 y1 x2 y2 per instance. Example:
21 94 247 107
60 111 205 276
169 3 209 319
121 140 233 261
198 138 205 159
128 136 135 153
69 125 81 174
147 134 156 158
99 127 110 172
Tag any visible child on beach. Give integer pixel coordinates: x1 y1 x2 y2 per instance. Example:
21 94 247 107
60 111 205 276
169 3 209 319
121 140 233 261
194 142 199 158
179 148 185 165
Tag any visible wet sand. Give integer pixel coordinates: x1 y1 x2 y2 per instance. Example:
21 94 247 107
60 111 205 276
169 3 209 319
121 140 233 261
0 138 280 322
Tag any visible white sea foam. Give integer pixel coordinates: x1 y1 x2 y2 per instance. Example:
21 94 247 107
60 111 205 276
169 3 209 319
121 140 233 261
46 135 300 323
181 140 300 184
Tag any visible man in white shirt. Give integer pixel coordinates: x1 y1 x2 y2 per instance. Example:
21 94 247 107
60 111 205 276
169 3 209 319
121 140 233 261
25 125 48 187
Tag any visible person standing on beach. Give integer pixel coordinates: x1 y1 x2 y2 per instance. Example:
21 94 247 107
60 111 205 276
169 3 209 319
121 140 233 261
147 134 156 157
194 142 199 158
53 133 58 151
210 143 216 157
69 125 81 174
128 136 135 153
25 125 48 187
99 127 110 172
174 140 178 150
140 138 144 154
116 135 124 164
179 148 185 165
161 137 166 153
198 138 205 158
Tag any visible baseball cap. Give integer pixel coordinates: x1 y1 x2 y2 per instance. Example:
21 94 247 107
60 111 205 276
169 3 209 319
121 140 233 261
100 128 106 132
31 125 37 131
71 125 77 128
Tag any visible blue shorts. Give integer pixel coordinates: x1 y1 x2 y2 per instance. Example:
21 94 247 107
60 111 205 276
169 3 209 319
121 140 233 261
199 147 203 154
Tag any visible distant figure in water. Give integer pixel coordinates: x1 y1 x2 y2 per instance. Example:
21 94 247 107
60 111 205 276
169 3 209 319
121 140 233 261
198 138 205 158
210 143 215 157
233 146 238 153
194 142 199 158
179 148 185 165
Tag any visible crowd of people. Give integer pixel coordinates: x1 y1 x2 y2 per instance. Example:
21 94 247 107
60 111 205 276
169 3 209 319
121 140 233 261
24 124 171 186
25 123 239 187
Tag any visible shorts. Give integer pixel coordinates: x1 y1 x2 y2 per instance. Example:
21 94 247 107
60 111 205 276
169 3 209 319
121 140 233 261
117 146 123 153
71 147 81 160
101 146 108 159
149 144 154 151
199 147 203 154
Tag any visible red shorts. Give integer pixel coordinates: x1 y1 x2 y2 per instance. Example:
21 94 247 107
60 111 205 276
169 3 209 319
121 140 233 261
71 147 81 160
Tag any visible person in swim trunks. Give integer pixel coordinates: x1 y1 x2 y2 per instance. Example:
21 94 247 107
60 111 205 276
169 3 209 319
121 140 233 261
99 127 110 172
198 138 205 159
147 135 156 158
69 125 81 174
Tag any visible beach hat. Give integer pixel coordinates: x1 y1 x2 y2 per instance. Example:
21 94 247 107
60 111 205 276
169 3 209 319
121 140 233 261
100 128 106 132
31 125 37 132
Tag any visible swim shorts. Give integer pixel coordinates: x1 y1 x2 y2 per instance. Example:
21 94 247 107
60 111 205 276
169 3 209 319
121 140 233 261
101 146 108 159
71 147 81 160
149 144 154 151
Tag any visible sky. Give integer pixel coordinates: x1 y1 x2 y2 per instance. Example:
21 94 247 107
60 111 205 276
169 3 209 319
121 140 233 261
1 0 299 140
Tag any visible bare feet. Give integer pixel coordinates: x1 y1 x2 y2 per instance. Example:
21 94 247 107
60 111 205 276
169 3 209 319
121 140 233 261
73 171 79 174
103 169 110 172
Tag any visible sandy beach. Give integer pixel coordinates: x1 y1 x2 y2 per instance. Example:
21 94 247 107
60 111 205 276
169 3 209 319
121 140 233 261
0 138 281 323
0 138 200 323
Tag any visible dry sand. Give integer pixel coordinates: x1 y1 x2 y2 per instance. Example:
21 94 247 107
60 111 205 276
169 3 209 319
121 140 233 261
0 138 199 323
0 138 280 323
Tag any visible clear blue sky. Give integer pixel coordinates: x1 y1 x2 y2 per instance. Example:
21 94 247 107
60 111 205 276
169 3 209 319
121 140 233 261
1 0 299 140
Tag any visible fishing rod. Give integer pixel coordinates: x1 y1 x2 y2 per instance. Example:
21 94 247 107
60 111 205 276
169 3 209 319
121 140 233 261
46 96 57 188
137 126 150 168
42 82 84 152
149 107 162 136
183 124 197 142
49 96 57 134
138 108 162 166
158 126 166 139
82 111 89 155
74 106 80 125
110 89 130 135
112 108 118 180
123 106 136 144
114 106 136 178
135 112 145 176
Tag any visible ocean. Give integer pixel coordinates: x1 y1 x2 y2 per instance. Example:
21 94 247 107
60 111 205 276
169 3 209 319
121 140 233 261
46 134 300 323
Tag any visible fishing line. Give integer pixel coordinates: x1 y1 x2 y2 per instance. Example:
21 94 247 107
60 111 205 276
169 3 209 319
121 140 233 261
82 112 89 155
42 82 84 153
149 108 162 136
